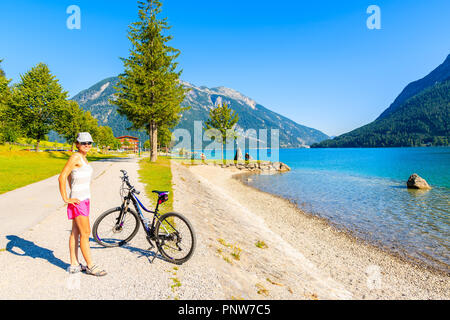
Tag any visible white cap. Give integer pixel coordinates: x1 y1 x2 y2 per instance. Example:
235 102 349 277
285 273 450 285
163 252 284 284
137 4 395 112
76 132 94 143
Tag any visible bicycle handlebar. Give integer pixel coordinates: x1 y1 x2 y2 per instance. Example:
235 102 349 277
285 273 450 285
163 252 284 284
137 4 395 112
120 170 140 195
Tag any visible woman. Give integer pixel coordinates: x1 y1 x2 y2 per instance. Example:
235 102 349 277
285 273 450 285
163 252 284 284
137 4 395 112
58 132 107 277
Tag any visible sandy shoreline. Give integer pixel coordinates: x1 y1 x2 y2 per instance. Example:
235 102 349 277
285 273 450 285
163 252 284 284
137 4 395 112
233 171 450 276
172 160 450 299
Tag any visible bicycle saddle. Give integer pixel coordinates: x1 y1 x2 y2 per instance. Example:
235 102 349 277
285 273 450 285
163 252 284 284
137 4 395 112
152 190 169 195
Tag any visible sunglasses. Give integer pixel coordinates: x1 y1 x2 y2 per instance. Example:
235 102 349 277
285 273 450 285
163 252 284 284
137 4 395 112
80 142 93 146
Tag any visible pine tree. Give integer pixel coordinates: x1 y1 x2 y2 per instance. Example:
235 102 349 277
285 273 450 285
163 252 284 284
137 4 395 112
112 0 188 162
204 102 239 161
13 63 69 151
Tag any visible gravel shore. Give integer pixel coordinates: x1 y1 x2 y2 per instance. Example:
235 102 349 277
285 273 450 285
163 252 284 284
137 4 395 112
178 161 449 299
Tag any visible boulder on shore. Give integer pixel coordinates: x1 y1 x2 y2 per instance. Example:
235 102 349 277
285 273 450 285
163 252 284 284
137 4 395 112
407 173 431 189
280 163 291 172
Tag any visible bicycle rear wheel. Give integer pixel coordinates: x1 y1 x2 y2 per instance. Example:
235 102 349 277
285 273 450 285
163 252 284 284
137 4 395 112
155 212 196 264
93 207 140 247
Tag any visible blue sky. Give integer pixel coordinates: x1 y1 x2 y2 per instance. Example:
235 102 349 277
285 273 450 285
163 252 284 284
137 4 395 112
1 0 449 136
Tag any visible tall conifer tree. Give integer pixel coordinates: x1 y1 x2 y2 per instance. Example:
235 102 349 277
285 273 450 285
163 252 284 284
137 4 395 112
113 0 188 162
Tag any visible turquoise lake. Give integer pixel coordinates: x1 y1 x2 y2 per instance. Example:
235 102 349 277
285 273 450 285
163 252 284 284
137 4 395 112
200 147 450 272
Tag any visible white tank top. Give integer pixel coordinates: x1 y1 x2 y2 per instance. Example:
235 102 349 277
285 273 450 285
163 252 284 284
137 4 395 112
69 156 93 202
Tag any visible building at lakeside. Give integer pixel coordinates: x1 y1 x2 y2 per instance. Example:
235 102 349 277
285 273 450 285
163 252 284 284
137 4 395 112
116 135 139 152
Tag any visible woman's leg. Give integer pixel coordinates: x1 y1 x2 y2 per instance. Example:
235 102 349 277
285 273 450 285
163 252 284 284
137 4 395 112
69 220 81 266
74 215 93 268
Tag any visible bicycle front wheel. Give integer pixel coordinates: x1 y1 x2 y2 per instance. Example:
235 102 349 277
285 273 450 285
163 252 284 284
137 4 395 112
155 212 196 264
93 207 140 247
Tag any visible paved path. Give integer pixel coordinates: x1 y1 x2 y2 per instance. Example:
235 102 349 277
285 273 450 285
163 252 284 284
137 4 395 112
0 156 212 299
0 158 124 249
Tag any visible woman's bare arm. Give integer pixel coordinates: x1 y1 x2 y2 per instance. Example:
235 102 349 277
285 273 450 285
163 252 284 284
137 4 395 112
58 154 81 205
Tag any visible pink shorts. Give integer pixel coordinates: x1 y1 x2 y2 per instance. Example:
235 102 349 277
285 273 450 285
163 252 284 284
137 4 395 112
67 199 90 220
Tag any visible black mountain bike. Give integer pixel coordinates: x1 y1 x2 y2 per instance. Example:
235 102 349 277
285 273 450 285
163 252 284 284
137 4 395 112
92 170 196 264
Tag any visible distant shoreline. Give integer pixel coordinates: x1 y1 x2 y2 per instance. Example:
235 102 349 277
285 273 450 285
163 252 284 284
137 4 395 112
185 145 450 156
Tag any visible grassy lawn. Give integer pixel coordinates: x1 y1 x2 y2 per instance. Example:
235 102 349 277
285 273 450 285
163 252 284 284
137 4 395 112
2 138 73 151
0 149 126 195
138 156 173 215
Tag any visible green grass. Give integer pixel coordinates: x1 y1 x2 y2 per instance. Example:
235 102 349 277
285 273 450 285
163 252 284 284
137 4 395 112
231 246 242 260
217 238 242 262
2 138 72 151
138 156 173 215
217 238 233 248
170 277 182 291
0 144 32 152
255 240 268 249
0 149 124 195
256 283 269 297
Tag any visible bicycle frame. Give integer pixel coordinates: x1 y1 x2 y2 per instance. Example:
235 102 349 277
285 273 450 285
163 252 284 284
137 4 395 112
93 171 195 264
118 189 174 242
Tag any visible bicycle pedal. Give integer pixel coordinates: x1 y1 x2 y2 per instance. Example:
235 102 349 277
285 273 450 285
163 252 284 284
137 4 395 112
146 236 155 250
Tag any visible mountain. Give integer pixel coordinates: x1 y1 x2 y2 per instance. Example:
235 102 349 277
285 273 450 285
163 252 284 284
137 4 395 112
71 77 329 148
312 54 450 148
378 54 450 120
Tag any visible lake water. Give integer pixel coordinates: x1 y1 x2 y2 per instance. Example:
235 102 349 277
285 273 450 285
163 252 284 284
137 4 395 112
218 147 450 272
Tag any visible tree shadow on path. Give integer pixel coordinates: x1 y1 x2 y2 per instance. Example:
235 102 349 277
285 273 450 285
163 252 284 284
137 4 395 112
5 235 69 271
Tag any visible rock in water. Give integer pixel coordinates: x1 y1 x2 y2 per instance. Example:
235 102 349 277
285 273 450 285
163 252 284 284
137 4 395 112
407 173 431 189
280 163 291 172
